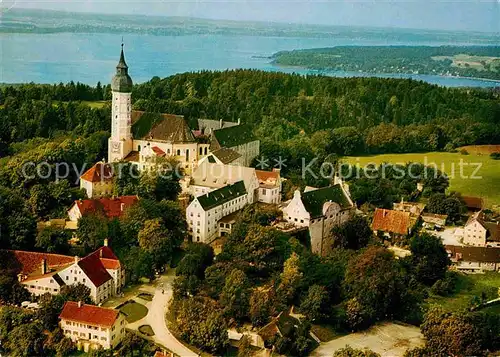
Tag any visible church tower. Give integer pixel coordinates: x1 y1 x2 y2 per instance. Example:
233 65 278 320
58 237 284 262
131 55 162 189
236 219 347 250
108 43 133 163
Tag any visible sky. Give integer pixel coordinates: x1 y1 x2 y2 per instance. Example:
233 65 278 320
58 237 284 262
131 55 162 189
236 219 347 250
14 0 500 33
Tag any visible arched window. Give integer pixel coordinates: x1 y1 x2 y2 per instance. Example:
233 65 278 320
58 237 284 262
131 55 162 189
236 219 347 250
204 147 208 155
199 147 203 155
138 145 141 152
176 149 181 156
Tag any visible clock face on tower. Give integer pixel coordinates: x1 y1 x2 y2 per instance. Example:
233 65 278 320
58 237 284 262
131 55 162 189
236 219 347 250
111 141 121 153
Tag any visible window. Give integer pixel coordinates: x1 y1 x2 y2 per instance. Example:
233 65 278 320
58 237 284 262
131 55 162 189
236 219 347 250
176 150 181 156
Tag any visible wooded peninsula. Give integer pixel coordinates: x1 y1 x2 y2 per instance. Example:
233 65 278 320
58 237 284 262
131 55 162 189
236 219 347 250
272 46 500 81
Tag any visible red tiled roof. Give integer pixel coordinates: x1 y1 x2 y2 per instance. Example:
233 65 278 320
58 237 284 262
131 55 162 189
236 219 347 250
9 250 74 276
74 196 138 219
80 162 114 183
462 196 483 210
256 169 280 186
59 301 119 327
78 251 113 287
372 208 411 235
152 146 166 157
100 258 121 270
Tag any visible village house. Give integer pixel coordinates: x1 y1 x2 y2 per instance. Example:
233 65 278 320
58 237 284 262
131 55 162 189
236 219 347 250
79 162 114 198
282 184 354 255
462 196 484 212
9 240 125 304
186 180 247 243
393 199 426 217
67 196 138 222
463 211 500 247
189 161 259 203
59 301 126 351
372 208 413 240
421 213 448 229
256 169 282 204
446 245 500 273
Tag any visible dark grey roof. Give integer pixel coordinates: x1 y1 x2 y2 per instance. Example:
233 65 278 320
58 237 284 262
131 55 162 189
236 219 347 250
111 45 133 93
53 273 66 287
197 119 238 133
446 245 500 263
211 125 256 150
301 185 351 218
197 180 246 211
211 148 242 164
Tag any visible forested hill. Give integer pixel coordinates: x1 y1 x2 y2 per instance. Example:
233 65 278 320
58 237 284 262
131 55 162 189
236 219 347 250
0 70 499 159
272 46 500 81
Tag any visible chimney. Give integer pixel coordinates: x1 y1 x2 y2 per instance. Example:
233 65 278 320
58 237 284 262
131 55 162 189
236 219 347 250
41 258 47 275
219 118 223 128
104 238 109 247
74 256 79 264
78 301 82 308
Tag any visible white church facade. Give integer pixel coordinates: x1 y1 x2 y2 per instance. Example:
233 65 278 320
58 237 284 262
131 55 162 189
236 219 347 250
106 45 259 175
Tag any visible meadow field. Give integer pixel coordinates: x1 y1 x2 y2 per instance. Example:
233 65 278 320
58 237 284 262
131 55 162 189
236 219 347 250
345 151 500 208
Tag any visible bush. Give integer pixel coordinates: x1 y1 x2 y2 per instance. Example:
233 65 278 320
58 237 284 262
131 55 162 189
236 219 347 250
459 149 469 155
490 152 500 160
430 271 458 296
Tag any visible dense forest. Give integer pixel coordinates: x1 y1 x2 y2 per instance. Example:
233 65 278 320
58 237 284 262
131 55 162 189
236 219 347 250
2 70 498 159
273 46 500 80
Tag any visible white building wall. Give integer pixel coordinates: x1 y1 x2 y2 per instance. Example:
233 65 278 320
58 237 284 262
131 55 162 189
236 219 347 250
463 221 487 246
257 187 281 204
60 312 126 350
187 194 248 243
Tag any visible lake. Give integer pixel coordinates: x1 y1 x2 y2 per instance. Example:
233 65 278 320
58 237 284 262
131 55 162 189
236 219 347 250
2 32 499 88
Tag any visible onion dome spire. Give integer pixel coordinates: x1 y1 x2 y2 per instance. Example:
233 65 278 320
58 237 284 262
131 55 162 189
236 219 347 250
111 41 133 93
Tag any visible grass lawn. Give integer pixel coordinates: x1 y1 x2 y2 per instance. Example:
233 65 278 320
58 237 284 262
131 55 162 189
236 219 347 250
139 324 155 336
345 151 500 208
428 272 500 312
119 301 148 323
137 292 153 301
81 100 108 108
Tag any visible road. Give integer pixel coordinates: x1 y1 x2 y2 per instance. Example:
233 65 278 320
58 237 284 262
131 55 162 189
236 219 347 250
127 272 198 357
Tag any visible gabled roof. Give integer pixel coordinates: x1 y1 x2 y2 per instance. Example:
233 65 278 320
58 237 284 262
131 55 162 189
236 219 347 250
80 162 114 183
211 148 242 164
211 124 256 149
59 301 119 327
72 196 138 219
131 111 195 143
301 184 351 218
372 208 411 235
197 118 238 134
77 251 113 287
197 180 247 211
446 245 500 263
5 245 121 287
256 169 280 188
6 250 74 276
462 196 483 210
152 146 166 157
467 211 500 242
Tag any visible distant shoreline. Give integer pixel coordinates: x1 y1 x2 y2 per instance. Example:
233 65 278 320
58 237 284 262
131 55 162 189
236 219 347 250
271 63 500 84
